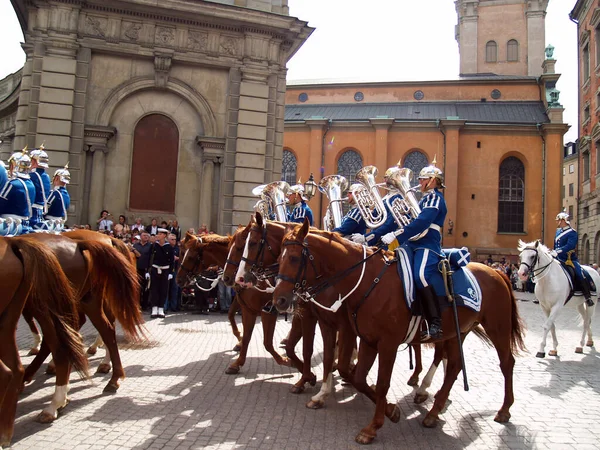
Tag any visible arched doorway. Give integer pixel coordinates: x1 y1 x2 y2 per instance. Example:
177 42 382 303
129 114 179 212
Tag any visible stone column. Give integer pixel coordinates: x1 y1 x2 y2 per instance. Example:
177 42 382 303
200 159 214 229
84 125 116 225
305 118 329 226
440 120 465 248
526 2 548 77
456 0 479 75
369 118 393 169
0 129 15 161
197 137 226 232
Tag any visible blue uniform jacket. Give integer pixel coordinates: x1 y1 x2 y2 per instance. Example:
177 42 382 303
365 193 403 245
396 188 446 253
46 186 70 218
30 168 51 208
0 177 35 219
288 201 314 226
554 226 579 263
0 164 7 214
333 206 367 236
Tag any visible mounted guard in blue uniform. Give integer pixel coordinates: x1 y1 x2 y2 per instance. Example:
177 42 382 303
551 211 593 306
0 149 36 235
287 182 314 226
29 145 52 229
332 184 367 237
45 163 71 231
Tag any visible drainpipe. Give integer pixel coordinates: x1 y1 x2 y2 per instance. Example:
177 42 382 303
320 119 332 220
537 123 546 243
437 119 446 245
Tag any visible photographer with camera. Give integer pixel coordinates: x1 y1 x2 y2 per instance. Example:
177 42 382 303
97 209 114 232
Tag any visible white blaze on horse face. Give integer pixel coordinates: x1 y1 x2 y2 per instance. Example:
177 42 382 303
223 242 235 275
181 249 189 266
235 231 252 282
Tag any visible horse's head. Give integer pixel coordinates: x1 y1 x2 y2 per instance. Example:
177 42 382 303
235 212 290 287
273 218 312 312
517 239 542 281
222 222 250 287
176 232 205 287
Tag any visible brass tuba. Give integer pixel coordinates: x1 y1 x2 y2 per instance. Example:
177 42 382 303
319 174 348 231
252 184 271 219
383 167 427 241
262 181 290 222
353 165 388 229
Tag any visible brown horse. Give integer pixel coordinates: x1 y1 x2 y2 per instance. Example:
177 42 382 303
177 231 296 376
21 230 140 356
273 219 526 444
19 233 143 408
0 237 88 447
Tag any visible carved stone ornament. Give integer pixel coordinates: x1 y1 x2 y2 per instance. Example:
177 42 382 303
123 22 142 41
154 52 173 88
187 30 208 51
156 27 175 46
85 16 107 37
220 37 237 56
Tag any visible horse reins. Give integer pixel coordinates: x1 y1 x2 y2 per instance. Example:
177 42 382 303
519 247 553 282
241 224 281 279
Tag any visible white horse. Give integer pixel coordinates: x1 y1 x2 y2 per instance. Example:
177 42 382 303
517 239 599 358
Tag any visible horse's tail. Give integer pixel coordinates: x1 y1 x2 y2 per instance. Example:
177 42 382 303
78 240 146 341
471 324 493 348
9 238 89 379
497 270 527 355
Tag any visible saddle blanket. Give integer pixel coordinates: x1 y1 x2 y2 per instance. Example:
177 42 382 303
558 262 598 296
396 246 482 313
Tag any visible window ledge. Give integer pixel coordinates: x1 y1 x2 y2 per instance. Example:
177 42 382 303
497 232 527 235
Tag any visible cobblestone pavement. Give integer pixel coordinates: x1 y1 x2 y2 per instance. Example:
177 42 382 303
8 291 600 450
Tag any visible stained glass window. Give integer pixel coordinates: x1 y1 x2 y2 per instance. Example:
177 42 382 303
498 156 525 233
281 149 297 185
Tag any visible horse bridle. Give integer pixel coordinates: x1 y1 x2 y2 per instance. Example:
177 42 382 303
519 247 553 281
275 239 320 294
179 239 206 284
241 224 280 279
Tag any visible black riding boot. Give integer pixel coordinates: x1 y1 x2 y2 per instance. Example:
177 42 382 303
580 276 594 307
418 286 443 340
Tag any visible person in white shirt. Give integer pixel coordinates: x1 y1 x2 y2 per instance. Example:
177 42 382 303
97 209 113 232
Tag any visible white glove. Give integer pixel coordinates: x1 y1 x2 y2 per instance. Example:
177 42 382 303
350 233 366 244
381 232 397 245
145 273 150 280
550 250 558 258
168 274 173 280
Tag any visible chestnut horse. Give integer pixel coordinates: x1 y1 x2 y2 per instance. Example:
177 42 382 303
177 231 297 376
0 237 88 447
19 233 143 411
273 220 526 444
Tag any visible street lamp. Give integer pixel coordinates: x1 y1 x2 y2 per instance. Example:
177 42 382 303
304 173 318 200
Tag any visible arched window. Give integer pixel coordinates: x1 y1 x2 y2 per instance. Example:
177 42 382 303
337 149 363 214
403 150 429 189
507 39 519 62
130 114 179 212
281 149 297 185
486 41 498 63
497 156 525 233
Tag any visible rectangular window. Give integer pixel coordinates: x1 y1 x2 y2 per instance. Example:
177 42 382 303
584 44 590 82
569 183 574 196
563 167 566 175
584 106 591 122
569 205 574 219
562 185 565 199
596 24 600 65
583 151 591 182
569 164 575 173
583 206 590 219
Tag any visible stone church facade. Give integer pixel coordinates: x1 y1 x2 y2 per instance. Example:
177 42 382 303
0 0 312 232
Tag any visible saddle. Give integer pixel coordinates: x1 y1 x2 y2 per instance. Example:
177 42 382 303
558 261 597 302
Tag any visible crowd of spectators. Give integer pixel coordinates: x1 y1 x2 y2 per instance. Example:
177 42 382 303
482 254 535 293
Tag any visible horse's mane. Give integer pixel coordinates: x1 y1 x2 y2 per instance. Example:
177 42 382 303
201 234 231 245
517 239 550 253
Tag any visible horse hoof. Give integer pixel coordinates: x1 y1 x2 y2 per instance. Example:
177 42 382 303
103 383 119 393
225 366 240 375
27 348 40 356
96 363 111 374
280 357 292 367
407 375 419 387
535 352 545 358
355 431 375 445
45 366 56 376
586 340 594 347
290 384 305 394
309 375 317 387
233 344 241 352
494 411 511 423
422 413 438 428
548 350 558 357
86 347 97 356
414 392 429 404
306 399 324 409
388 405 401 423
36 411 57 423
575 347 583 354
